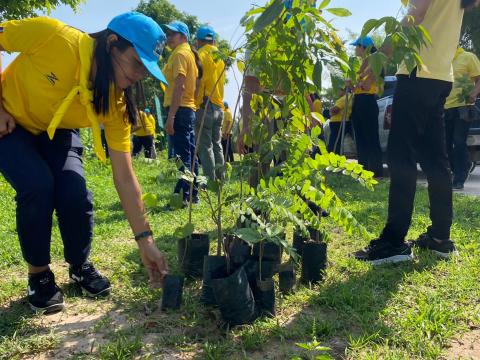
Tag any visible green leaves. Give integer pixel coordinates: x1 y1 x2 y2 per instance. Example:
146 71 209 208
234 227 263 244
142 193 158 209
313 61 323 90
174 222 194 239
325 8 351 17
253 0 285 33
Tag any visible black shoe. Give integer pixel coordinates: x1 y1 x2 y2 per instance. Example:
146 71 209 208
69 262 111 297
452 181 464 191
354 239 413 265
28 269 64 314
409 233 458 258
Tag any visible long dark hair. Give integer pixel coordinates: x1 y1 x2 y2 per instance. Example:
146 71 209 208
89 29 145 126
191 48 203 80
461 0 476 8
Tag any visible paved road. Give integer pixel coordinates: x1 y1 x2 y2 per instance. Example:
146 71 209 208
417 167 480 197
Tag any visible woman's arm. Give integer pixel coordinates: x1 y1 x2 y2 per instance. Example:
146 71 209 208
109 149 169 286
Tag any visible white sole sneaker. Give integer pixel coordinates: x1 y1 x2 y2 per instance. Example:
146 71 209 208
370 253 414 266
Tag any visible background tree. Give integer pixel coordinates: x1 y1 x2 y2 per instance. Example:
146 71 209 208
0 0 84 20
460 7 480 56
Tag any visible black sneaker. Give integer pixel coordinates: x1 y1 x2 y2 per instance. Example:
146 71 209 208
28 269 64 314
69 262 111 297
354 239 413 265
409 233 458 258
452 181 464 191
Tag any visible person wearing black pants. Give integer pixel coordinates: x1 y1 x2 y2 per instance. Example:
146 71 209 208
354 0 475 265
350 36 383 178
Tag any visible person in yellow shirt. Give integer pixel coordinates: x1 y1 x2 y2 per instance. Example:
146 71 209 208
0 12 170 313
163 21 200 205
350 36 383 178
355 0 480 265
133 108 157 159
328 89 353 153
221 102 234 163
444 47 480 190
194 25 226 180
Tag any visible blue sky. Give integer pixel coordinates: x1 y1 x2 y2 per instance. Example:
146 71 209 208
2 0 403 111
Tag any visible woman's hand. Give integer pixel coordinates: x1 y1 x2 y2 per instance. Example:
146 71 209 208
137 237 169 288
0 109 15 138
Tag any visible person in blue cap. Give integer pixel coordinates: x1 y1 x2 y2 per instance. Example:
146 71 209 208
0 12 170 313
163 21 202 207
194 25 226 180
349 35 384 178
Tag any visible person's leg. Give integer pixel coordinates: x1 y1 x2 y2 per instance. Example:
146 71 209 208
212 106 225 180
444 109 456 172
132 136 142 157
142 136 154 159
0 126 55 270
0 126 64 312
351 96 369 168
328 122 341 153
167 135 175 159
417 80 453 240
365 96 383 177
195 105 216 180
452 112 472 186
37 130 93 267
173 108 197 201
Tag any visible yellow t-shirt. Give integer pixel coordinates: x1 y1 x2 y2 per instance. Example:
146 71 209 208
195 44 225 109
163 42 198 110
313 99 323 114
397 0 464 82
135 111 156 137
330 94 353 123
0 17 131 154
445 48 480 109
222 108 233 136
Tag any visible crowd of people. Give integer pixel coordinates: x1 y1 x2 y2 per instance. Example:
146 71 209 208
0 0 479 314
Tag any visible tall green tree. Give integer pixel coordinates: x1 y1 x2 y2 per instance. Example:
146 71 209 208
460 7 480 56
0 0 84 20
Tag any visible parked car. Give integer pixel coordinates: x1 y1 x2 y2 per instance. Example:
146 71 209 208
323 76 480 167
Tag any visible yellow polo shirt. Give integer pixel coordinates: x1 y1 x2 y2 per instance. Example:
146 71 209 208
397 0 464 82
222 108 233 136
313 99 323 115
0 17 131 155
194 44 225 109
163 42 198 110
445 48 480 109
135 111 156 137
330 94 353 123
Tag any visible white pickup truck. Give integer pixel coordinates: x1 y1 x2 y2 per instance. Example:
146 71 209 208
324 76 480 165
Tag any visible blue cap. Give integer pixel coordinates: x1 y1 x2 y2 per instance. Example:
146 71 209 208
108 12 167 85
351 36 375 48
164 21 190 40
196 25 216 41
145 108 151 113
223 101 228 108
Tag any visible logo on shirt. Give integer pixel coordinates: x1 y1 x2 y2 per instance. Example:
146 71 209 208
46 72 59 86
0 27 4 33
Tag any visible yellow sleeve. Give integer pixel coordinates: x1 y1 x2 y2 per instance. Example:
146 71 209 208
173 52 189 79
468 53 480 79
334 95 346 112
313 99 322 114
148 114 156 134
0 17 63 54
102 98 131 153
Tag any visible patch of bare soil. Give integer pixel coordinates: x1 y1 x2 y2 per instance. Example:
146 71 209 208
446 329 480 360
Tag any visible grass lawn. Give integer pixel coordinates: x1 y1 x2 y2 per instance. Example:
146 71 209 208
1 153 480 360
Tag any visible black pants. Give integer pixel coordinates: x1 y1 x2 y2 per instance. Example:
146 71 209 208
381 74 453 245
328 121 353 154
0 126 93 267
351 94 383 177
132 135 155 159
445 108 472 184
222 136 234 162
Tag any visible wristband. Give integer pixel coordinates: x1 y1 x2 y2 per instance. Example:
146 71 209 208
134 230 153 241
